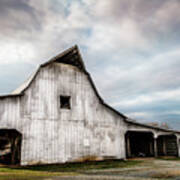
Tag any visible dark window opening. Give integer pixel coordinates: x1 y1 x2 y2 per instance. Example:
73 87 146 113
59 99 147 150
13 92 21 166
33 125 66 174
60 96 71 109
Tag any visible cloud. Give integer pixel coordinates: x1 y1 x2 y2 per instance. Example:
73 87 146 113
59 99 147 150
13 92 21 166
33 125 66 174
83 0 180 53
1 0 180 64
85 18 149 52
127 112 152 119
0 40 37 64
93 47 180 130
112 88 180 108
0 0 43 37
95 47 180 102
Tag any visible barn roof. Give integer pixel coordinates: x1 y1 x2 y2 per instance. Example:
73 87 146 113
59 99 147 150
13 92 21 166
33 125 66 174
11 45 85 96
11 45 85 95
0 45 180 134
126 118 180 134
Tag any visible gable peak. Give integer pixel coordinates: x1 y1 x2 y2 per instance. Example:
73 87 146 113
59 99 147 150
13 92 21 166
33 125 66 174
41 45 86 71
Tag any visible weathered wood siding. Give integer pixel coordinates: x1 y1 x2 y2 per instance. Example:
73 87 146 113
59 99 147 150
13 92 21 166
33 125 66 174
0 61 179 165
0 97 21 131
0 63 126 165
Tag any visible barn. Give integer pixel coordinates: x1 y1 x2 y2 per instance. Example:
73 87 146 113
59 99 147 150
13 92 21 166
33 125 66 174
0 45 179 165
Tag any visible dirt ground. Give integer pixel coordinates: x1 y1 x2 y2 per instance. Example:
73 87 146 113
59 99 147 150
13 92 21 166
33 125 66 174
0 158 180 180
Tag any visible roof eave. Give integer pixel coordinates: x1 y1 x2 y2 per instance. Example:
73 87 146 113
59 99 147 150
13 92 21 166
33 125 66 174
125 118 180 134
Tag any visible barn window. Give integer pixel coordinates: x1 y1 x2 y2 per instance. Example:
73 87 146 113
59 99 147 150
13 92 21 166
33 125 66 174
60 96 71 109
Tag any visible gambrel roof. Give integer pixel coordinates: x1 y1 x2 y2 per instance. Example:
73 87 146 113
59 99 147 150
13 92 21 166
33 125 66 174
0 45 126 118
10 45 85 96
11 45 85 96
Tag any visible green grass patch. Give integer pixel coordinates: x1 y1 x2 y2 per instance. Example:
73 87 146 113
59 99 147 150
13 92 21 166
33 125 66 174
0 159 142 179
19 159 142 172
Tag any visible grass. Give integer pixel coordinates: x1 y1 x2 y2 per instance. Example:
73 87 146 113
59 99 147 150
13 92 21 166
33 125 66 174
20 159 142 172
0 159 142 179
0 167 77 180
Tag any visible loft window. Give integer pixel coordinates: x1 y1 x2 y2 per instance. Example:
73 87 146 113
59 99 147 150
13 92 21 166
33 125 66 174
60 96 71 109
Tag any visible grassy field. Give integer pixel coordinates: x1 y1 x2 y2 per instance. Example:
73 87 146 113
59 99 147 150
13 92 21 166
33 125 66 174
0 159 141 180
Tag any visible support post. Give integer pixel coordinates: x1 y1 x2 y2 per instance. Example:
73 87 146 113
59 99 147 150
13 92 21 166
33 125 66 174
176 136 180 157
127 134 131 158
154 137 158 157
163 137 167 156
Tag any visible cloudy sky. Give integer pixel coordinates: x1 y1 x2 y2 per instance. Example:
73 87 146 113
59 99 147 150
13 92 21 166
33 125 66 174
0 0 180 130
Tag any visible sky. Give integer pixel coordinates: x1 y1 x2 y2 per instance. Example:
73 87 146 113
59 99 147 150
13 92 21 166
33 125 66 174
0 0 180 130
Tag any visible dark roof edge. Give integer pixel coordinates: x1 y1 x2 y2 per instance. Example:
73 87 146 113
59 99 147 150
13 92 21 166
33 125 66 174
0 93 24 98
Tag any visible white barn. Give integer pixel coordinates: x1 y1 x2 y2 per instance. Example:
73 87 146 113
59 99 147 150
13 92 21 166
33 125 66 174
0 45 179 165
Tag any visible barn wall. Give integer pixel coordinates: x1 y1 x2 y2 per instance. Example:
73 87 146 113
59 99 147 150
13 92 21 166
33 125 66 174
19 63 126 165
0 62 179 165
0 97 21 130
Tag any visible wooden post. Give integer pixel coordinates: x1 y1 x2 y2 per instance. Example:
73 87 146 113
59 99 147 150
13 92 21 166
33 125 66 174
163 137 167 156
154 138 158 157
127 134 131 158
176 137 180 157
11 137 16 165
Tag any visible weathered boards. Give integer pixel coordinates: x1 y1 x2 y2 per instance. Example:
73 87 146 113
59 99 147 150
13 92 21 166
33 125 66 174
0 45 179 165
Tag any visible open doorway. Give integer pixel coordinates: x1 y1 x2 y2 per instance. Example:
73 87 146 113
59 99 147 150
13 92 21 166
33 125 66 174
125 131 154 158
157 134 178 156
0 129 22 165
